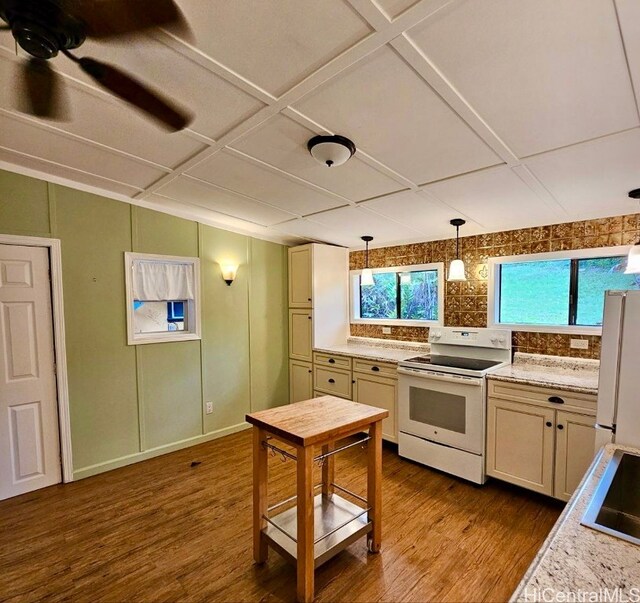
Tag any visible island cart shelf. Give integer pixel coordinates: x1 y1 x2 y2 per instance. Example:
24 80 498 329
246 395 388 603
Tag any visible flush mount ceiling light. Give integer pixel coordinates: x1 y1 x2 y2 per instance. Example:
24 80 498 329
447 218 467 282
625 189 640 274
307 134 356 168
361 236 374 286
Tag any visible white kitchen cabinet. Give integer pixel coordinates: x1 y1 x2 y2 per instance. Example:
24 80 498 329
289 309 312 362
289 360 313 403
313 365 352 399
353 372 397 443
554 411 597 502
486 380 597 500
288 246 312 308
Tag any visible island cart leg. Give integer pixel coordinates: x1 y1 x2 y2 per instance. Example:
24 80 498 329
321 442 334 499
297 445 315 603
252 427 268 564
367 420 382 554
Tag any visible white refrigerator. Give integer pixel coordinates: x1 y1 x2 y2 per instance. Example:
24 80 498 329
595 290 640 450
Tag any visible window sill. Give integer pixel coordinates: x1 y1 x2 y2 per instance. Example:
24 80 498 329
489 323 602 336
351 318 441 328
128 332 202 346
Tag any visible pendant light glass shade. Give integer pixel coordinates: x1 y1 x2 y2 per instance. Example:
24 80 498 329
625 244 640 274
447 218 467 282
448 259 467 281
361 235 374 287
361 268 374 286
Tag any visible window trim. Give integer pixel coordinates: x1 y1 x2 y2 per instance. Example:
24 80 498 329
125 252 202 345
350 263 444 327
488 245 632 335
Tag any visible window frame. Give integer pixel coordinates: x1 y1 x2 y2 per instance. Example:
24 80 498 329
124 251 202 345
488 246 632 335
350 262 444 327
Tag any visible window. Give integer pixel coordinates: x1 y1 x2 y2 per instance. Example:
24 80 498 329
351 263 444 326
489 248 640 333
125 252 201 345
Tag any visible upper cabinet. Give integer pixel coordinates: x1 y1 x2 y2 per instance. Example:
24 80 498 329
288 245 313 308
287 243 349 350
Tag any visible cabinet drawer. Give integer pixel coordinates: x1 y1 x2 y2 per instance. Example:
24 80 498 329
353 359 397 378
487 380 596 415
313 352 352 370
313 366 352 399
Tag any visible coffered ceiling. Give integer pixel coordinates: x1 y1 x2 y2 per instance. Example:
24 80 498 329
2 0 640 249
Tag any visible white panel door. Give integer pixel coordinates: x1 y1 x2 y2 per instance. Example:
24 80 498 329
0 244 60 500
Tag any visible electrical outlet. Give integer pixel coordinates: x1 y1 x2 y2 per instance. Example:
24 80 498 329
205 402 213 414
570 339 589 350
382 327 391 335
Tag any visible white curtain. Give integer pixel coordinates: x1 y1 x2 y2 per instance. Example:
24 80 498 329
132 260 194 301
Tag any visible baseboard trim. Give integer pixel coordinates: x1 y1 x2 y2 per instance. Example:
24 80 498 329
73 422 251 481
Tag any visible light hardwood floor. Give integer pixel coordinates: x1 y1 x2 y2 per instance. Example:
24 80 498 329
0 429 562 602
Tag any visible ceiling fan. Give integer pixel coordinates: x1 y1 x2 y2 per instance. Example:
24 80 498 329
0 0 192 130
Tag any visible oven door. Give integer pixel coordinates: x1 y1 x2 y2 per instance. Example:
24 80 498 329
397 367 485 454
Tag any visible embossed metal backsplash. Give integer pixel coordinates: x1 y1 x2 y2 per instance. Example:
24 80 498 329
349 214 640 359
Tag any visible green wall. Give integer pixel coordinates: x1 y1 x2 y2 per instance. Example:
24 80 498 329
0 169 289 479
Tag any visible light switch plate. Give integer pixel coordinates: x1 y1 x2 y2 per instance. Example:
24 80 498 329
570 339 589 350
382 327 391 335
205 402 213 414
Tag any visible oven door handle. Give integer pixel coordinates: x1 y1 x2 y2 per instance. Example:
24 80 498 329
397 367 482 385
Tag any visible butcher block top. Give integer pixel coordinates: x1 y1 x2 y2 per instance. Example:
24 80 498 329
245 396 389 447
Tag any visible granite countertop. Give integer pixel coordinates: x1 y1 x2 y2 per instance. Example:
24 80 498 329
511 443 640 602
313 336 430 364
488 353 600 395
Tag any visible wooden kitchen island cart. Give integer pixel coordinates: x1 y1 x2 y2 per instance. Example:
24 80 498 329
246 395 388 603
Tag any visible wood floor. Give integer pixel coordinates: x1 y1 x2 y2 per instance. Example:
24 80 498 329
0 429 562 603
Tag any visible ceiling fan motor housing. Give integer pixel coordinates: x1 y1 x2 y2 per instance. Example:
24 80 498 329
1 0 85 59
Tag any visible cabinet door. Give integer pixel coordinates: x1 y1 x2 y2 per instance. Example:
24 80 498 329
554 411 596 501
487 398 555 496
353 373 397 443
288 246 312 308
288 309 312 361
289 360 313 404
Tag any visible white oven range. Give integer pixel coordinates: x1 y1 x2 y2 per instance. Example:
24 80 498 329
398 327 512 484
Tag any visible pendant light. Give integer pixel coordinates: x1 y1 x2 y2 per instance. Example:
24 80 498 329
307 135 356 167
625 189 640 274
447 218 467 282
361 236 374 286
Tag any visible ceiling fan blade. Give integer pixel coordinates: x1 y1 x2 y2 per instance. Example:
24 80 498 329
64 0 190 39
19 58 66 119
77 57 191 131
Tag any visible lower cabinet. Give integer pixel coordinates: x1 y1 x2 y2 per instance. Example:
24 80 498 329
289 359 313 403
353 370 397 443
487 387 597 500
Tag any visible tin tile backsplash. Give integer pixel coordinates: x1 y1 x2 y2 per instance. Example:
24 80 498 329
349 214 640 358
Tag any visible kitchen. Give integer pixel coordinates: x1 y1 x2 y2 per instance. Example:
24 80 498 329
1 1 640 602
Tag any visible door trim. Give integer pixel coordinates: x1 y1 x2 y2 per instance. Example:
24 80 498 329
0 234 73 483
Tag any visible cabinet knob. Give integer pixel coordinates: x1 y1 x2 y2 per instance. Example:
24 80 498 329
307 298 312 301
308 370 312 374
557 424 564 430
548 396 565 404
308 316 312 320
371 366 380 372
328 358 335 364
328 378 335 384
546 421 552 427
352 380 355 384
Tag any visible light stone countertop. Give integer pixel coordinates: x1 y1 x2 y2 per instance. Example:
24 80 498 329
313 336 430 364
488 353 600 395
511 443 640 602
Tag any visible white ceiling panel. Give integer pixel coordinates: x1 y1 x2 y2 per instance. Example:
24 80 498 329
375 0 421 19
293 46 500 184
525 129 640 220
424 165 565 231
187 150 348 215
270 218 352 247
174 0 372 97
408 0 639 158
29 36 266 142
230 114 404 201
359 189 482 239
156 176 296 226
616 0 640 110
0 113 166 189
303 205 425 247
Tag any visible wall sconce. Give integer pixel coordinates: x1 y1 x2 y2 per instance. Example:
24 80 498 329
221 264 238 286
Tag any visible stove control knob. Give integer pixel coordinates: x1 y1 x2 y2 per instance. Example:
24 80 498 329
430 330 442 341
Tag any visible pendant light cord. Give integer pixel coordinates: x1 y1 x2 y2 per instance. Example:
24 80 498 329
456 224 460 259
365 239 369 268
